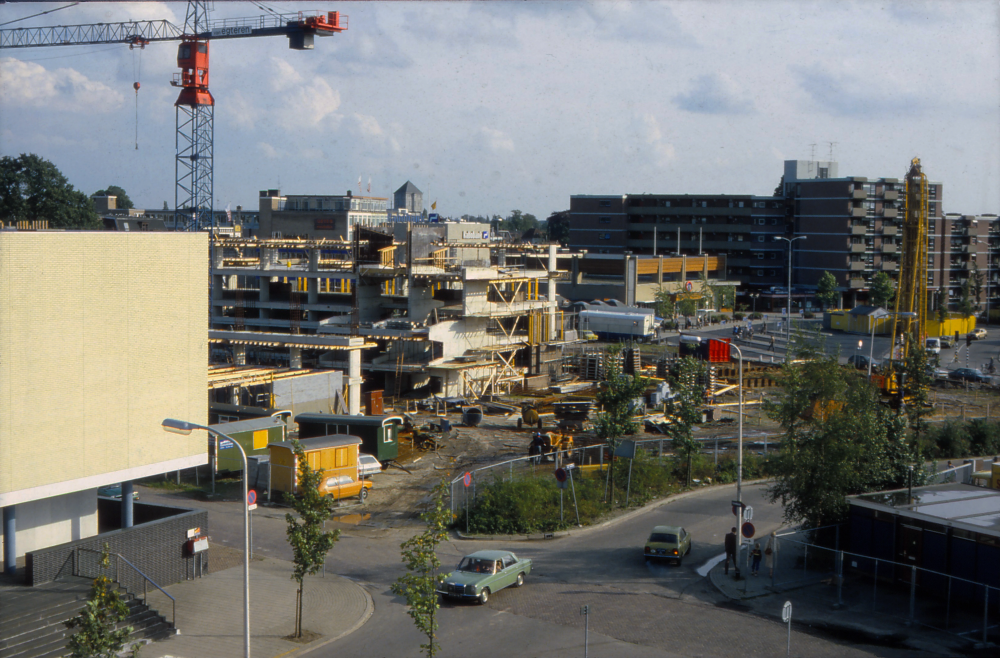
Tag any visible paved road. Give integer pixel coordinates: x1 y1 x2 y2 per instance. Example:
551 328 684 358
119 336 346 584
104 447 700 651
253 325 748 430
140 482 928 657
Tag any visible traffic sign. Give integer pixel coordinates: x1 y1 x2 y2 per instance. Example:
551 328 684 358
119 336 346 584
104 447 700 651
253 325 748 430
248 503 257 511
782 600 792 623
463 472 472 487
743 506 753 522
741 522 755 538
554 468 568 483
247 490 256 506
218 438 235 450
731 500 745 508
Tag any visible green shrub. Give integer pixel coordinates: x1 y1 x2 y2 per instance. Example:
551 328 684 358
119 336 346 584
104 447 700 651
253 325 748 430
968 419 1000 456
803 311 815 319
929 422 971 458
733 312 745 321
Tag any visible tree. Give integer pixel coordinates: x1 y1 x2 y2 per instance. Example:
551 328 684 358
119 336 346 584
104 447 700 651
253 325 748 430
934 290 948 322
0 154 100 229
501 210 539 236
93 185 134 210
653 286 675 319
593 345 649 505
971 261 984 310
816 271 840 309
765 347 921 528
902 331 934 452
869 272 896 308
65 546 133 658
958 278 975 317
678 298 697 317
664 357 708 487
391 479 451 657
546 210 570 244
284 440 340 638
163 201 169 211
773 174 785 197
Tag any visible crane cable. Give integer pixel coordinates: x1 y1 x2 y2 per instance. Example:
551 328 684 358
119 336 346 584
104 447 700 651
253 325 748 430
131 43 142 150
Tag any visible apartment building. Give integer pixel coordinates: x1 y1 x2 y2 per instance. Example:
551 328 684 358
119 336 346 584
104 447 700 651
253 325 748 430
932 213 999 310
258 189 388 240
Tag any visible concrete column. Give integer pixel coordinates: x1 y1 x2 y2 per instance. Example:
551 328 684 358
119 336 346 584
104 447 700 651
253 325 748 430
289 347 302 369
548 244 558 340
658 257 664 285
234 344 246 366
348 349 362 415
3 505 15 575
121 481 134 529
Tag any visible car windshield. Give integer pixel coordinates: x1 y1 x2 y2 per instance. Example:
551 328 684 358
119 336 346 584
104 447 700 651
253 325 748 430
457 557 495 574
649 533 678 543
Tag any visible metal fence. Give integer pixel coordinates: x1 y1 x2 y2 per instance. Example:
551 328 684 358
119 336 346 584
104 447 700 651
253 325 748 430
762 529 1000 643
75 547 176 630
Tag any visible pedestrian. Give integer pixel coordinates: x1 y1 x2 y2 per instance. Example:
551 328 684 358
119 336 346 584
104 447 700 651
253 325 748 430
763 321 768 334
724 526 739 577
765 531 777 578
733 325 739 338
769 335 775 351
751 542 762 576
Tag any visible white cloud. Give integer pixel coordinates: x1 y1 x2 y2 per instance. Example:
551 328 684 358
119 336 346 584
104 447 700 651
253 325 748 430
0 58 125 111
480 127 515 153
258 142 278 159
354 114 383 137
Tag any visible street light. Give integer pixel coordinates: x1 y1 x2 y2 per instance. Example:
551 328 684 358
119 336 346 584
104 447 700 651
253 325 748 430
749 293 759 318
162 419 250 658
728 342 745 581
775 236 807 358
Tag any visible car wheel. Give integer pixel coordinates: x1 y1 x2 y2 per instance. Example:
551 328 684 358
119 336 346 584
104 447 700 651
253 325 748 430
676 555 683 566
515 572 524 588
686 543 692 555
478 588 490 605
359 487 368 502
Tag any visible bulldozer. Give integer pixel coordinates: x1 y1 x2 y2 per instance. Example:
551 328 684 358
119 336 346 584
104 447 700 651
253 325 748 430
527 431 574 464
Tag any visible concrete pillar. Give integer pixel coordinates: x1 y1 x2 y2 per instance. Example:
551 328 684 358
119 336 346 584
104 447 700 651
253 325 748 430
658 256 664 285
3 505 15 575
548 244 558 340
121 481 134 529
289 347 302 369
234 344 246 366
348 349 362 415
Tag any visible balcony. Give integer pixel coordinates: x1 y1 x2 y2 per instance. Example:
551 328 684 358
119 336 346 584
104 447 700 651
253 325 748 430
883 190 899 201
849 243 867 253
882 208 898 219
881 261 898 271
849 278 866 289
852 188 868 200
851 223 868 235
849 261 867 271
882 243 898 253
850 206 867 218
881 225 898 236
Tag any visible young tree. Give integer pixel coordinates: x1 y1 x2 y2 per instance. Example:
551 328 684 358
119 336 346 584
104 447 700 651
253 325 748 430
934 290 949 322
653 286 675 320
765 349 920 528
594 346 649 505
958 278 975 317
678 298 697 318
65 546 133 658
971 261 984 310
869 272 896 308
284 440 340 638
391 479 451 658
902 331 934 452
664 357 708 487
0 154 100 229
815 271 840 309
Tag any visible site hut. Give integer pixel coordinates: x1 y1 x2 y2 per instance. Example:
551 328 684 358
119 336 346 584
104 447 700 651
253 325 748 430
268 435 370 501
294 413 401 463
208 417 287 473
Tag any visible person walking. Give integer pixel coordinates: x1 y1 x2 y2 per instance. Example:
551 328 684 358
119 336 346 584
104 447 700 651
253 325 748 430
769 335 775 351
724 526 739 577
765 531 777 578
751 542 762 576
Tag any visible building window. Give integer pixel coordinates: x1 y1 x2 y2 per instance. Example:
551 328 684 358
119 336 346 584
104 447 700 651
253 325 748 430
769 269 777 276
701 201 707 208
757 236 765 242
738 201 744 208
818 167 829 178
758 270 765 276
600 217 611 224
769 252 777 259
757 253 764 259
599 233 612 240
600 200 611 207
737 235 744 241
771 218 779 225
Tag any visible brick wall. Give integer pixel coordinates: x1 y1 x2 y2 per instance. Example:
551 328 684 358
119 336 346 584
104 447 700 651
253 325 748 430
26 503 208 591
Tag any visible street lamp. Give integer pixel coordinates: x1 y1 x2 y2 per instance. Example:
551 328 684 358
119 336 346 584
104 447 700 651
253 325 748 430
749 293 759 318
775 236 807 358
162 419 250 658
728 342 745 581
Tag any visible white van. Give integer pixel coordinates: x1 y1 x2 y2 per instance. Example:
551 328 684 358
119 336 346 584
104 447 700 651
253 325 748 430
925 338 941 354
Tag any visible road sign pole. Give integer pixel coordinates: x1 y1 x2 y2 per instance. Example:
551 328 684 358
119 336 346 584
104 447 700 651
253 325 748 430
560 489 564 524
625 457 634 508
569 468 581 526
581 605 589 658
782 601 792 656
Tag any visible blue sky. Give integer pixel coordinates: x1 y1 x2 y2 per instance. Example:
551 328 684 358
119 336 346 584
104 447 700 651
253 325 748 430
2 1 998 217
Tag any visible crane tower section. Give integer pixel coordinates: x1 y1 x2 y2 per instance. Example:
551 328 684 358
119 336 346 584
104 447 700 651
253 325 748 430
891 157 930 358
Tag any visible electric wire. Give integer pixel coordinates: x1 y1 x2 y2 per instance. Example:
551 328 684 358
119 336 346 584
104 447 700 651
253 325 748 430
0 2 80 28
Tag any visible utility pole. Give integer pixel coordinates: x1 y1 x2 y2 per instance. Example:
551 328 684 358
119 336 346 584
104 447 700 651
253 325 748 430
776 236 807 356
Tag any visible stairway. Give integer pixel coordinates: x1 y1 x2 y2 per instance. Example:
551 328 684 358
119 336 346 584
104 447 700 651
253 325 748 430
0 576 174 658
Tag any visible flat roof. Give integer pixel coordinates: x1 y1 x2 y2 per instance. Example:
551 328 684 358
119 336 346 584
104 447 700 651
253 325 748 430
270 435 362 451
849 483 1000 537
209 417 285 433
295 414 403 426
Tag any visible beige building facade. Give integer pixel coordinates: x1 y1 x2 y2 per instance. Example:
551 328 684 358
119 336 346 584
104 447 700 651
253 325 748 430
1 232 208 563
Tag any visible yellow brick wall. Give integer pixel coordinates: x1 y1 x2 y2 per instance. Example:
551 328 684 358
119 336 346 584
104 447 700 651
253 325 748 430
0 233 208 497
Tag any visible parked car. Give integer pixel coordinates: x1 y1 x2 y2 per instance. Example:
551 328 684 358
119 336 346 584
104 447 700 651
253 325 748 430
358 453 382 478
939 335 955 348
437 550 531 604
847 354 880 371
644 525 692 565
972 328 988 340
925 338 941 354
948 368 992 384
580 330 599 341
97 483 138 501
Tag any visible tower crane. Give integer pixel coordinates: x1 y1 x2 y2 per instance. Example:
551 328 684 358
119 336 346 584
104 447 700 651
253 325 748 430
1 1 347 230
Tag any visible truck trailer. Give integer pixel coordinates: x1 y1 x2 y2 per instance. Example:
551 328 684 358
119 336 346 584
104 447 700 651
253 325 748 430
578 310 654 341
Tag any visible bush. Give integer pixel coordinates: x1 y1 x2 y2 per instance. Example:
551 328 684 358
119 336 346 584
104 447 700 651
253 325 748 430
929 422 971 458
750 312 764 320
733 312 745 321
968 419 1000 456
803 311 816 319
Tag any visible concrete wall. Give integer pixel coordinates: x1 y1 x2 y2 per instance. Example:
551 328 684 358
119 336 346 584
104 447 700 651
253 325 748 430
0 490 98 561
272 371 343 417
0 232 208 509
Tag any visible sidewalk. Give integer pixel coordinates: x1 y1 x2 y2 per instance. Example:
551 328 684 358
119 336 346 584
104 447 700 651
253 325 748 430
142 556 373 658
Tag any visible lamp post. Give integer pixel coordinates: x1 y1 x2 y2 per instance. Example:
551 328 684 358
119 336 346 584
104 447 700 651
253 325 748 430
868 317 878 378
775 236 807 357
163 419 250 658
728 343 745 580
750 293 759 318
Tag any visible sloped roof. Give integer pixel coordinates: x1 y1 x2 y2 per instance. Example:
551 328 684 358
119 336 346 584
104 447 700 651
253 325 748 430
395 180 422 195
849 305 889 317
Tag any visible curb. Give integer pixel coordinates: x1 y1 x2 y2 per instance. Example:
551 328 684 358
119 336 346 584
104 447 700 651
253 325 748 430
454 479 771 542
278 576 375 658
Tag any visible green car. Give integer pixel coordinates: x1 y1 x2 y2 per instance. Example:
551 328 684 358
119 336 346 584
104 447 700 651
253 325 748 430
644 525 692 565
437 550 532 604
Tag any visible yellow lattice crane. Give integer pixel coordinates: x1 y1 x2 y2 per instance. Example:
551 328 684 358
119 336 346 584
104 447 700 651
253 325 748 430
890 157 930 359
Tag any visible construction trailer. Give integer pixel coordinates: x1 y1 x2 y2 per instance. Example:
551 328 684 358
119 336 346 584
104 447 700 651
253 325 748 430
209 416 287 472
268 435 372 501
578 310 654 341
295 413 402 463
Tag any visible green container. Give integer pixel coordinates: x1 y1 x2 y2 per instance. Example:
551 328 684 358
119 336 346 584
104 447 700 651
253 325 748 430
210 417 287 472
295 414 401 463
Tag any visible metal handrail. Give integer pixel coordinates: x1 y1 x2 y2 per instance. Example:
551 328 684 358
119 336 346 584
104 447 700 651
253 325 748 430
76 547 176 629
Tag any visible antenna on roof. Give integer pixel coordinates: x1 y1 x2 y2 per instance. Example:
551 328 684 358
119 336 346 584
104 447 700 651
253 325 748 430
828 141 838 161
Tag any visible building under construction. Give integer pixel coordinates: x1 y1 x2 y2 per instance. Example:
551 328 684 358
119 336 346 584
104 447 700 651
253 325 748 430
209 224 573 408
